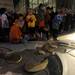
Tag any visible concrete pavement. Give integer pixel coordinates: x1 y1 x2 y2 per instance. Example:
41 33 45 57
0 41 46 52
0 41 48 75
0 40 68 75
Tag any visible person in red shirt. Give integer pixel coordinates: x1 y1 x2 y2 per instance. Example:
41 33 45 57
9 16 23 43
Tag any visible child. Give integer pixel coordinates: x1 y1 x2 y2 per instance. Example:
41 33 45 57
26 8 36 40
18 14 24 28
9 17 23 43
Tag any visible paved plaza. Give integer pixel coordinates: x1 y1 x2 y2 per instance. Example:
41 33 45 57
0 41 48 75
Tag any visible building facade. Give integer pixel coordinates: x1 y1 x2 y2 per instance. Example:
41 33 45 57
29 0 56 11
0 0 14 10
72 0 75 10
0 0 75 13
0 0 57 13
56 0 73 9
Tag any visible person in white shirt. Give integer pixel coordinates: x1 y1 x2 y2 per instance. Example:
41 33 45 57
1 11 9 41
1 13 9 28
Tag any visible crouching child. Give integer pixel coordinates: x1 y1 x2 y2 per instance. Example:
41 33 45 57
9 17 23 43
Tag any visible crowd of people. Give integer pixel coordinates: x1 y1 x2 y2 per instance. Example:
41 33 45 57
0 4 75 43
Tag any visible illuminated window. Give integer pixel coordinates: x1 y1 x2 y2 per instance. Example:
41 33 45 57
44 0 48 3
39 0 44 4
33 0 37 4
29 0 33 3
33 4 38 8
29 0 49 8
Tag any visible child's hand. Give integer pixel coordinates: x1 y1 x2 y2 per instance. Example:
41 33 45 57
29 18 33 22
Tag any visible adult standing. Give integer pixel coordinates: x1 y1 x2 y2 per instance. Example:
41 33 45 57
52 10 64 40
49 7 56 37
37 4 45 39
44 7 51 40
1 8 9 41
